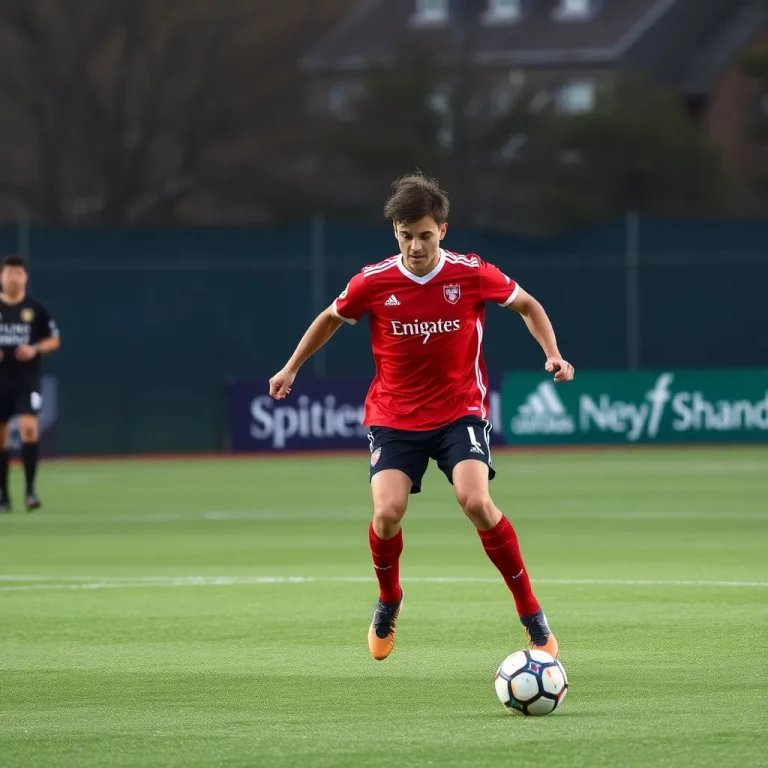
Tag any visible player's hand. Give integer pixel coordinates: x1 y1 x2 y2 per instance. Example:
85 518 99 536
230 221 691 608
15 345 37 361
545 357 574 383
269 368 296 400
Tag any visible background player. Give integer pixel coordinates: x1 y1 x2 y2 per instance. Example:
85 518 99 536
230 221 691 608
269 174 573 660
0 256 61 512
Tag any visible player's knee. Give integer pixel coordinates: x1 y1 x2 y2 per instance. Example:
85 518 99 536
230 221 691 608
373 501 406 525
458 490 494 526
372 501 407 533
19 421 38 442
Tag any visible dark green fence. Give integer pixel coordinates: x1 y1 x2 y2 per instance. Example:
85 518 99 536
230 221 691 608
1 217 765 455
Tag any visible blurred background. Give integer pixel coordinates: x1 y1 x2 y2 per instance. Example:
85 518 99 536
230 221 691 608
2 0 767 456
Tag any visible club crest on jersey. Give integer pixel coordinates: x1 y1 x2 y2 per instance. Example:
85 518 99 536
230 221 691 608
371 447 382 467
21 308 35 322
443 284 461 305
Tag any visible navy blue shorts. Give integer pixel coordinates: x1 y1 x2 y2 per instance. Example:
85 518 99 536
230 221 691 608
367 416 495 494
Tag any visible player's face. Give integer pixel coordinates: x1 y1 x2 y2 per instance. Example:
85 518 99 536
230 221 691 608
394 217 447 276
1 266 28 296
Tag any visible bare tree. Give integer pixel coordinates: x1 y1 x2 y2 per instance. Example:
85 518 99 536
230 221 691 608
0 0 356 224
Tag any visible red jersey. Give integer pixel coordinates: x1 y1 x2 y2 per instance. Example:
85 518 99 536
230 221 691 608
332 249 519 431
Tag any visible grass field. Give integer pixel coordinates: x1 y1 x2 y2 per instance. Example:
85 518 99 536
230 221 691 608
1 447 767 768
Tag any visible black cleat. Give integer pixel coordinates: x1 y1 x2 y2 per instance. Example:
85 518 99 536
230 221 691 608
520 610 559 658
368 590 403 660
0 496 11 514
25 494 42 512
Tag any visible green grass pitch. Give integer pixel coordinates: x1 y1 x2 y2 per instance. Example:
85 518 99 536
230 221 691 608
1 447 767 768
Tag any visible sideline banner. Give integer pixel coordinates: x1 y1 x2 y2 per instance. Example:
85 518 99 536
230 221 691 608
227 376 505 452
501 369 768 444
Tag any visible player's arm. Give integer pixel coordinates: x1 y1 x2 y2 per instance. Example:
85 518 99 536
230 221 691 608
269 273 367 400
16 310 60 361
36 336 61 354
508 288 574 383
478 259 574 383
269 308 345 400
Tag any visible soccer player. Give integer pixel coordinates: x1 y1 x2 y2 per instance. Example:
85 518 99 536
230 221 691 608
269 175 574 660
0 256 61 512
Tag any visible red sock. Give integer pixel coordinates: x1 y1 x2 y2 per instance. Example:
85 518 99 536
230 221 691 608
478 516 540 617
369 524 403 604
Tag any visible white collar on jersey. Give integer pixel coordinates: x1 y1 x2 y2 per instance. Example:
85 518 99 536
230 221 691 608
396 249 447 285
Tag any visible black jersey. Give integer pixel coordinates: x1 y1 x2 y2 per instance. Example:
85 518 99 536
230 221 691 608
0 295 59 392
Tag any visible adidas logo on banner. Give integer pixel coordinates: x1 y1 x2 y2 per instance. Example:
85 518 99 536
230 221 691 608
384 295 401 306
511 382 576 435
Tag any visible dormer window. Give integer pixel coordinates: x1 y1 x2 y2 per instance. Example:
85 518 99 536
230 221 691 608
553 0 599 22
412 0 449 26
483 0 524 25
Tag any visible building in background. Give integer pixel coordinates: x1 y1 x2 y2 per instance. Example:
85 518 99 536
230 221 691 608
304 0 767 226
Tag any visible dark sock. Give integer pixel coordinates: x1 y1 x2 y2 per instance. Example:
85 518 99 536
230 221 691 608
0 449 9 497
21 442 39 495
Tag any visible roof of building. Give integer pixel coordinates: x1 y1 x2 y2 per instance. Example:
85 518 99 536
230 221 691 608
303 0 760 80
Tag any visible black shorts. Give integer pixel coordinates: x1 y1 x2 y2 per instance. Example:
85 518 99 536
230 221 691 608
367 416 495 494
0 388 42 423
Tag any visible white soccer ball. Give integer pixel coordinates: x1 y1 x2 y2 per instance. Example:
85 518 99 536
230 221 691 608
494 649 568 716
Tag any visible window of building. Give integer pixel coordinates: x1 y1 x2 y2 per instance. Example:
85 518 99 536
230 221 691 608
555 80 595 114
413 0 449 25
483 0 523 24
553 0 599 22
427 84 454 148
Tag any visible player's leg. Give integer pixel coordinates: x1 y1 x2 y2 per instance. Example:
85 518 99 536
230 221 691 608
366 428 430 660
0 419 10 512
435 418 558 657
370 469 410 601
453 459 558 657
18 413 41 510
0 391 15 511
367 470 409 659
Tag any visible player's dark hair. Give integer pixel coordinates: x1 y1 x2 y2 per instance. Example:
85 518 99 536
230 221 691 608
384 173 450 226
2 255 27 270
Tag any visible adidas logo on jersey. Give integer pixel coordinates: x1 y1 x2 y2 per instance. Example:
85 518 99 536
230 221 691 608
384 295 401 306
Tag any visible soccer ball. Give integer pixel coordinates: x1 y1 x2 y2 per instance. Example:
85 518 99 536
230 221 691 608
494 649 568 716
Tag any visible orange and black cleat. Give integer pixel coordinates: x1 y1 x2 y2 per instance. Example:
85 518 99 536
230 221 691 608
368 590 403 660
521 611 559 659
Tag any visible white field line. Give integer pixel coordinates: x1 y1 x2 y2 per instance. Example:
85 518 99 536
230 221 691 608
0 575 767 592
1 509 767 525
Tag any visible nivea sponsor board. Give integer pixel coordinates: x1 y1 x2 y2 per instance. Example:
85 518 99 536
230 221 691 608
227 377 505 452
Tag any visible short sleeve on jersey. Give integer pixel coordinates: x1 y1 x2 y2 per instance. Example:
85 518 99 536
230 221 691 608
332 272 367 325
479 260 519 307
34 304 59 339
